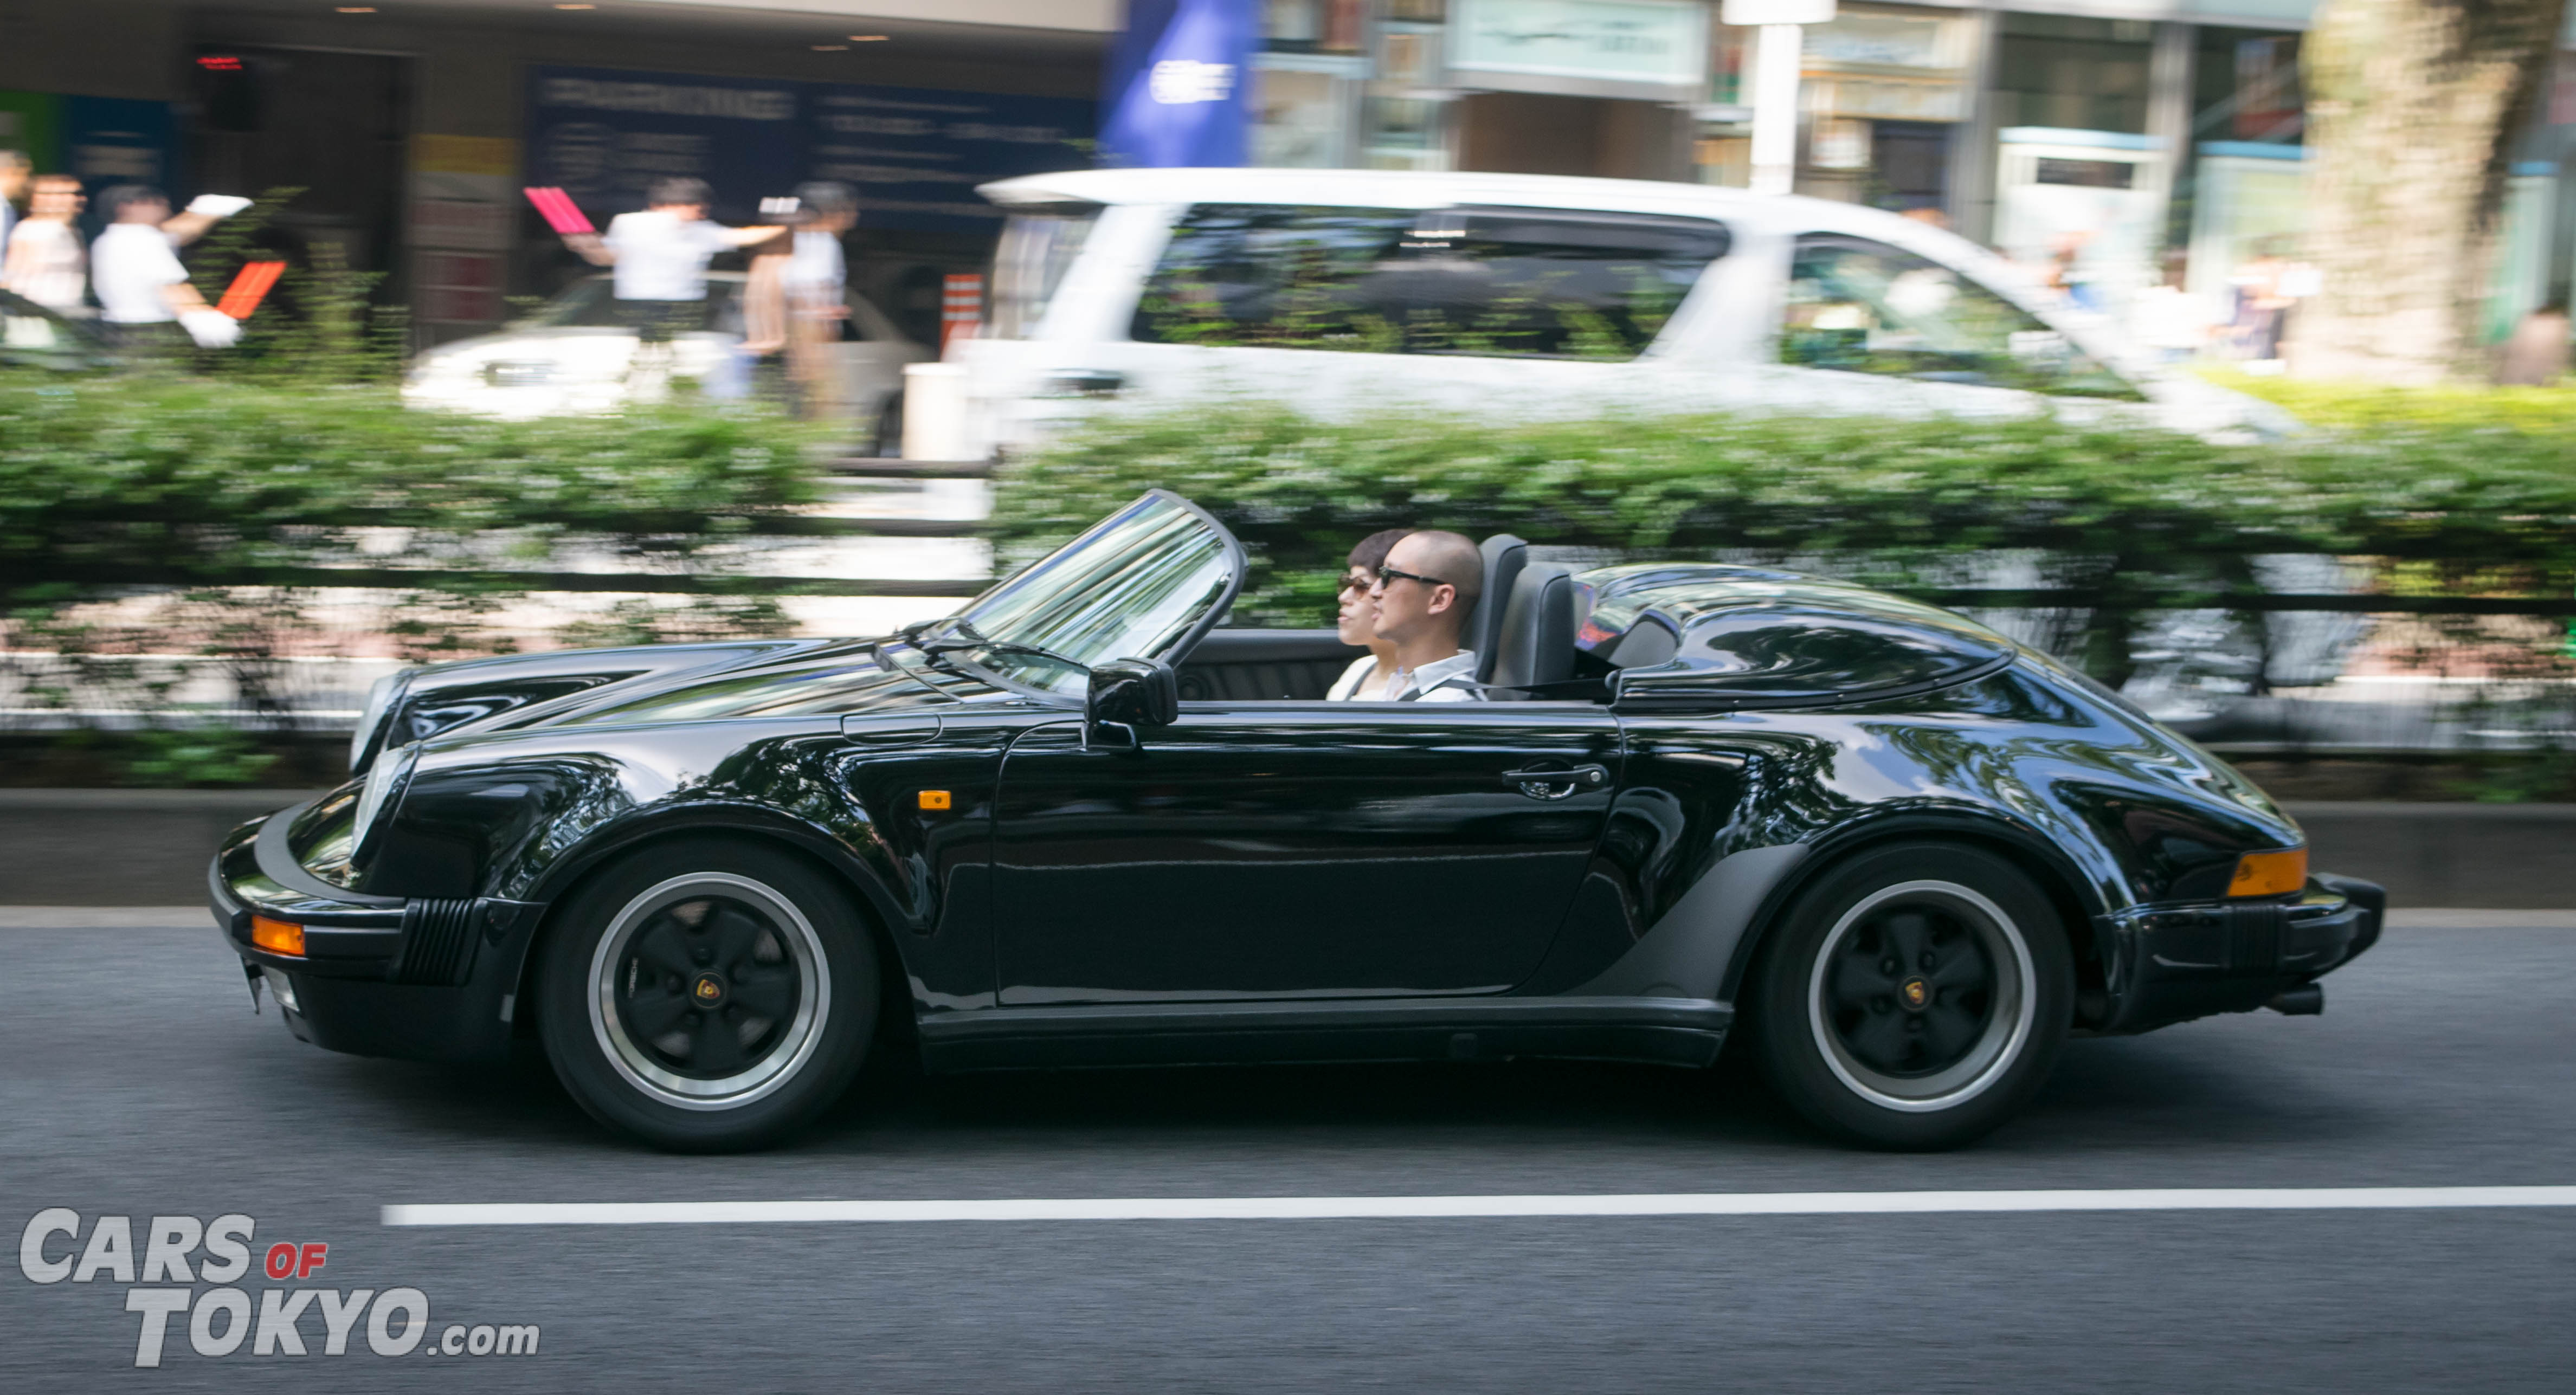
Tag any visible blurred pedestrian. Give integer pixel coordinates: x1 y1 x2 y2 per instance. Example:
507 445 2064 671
2131 253 2214 365
88 185 252 350
2 174 88 312
2495 300 2571 386
556 176 777 398
784 181 858 419
2227 242 2294 364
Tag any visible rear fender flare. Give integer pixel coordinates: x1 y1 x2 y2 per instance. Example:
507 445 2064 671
1716 810 2116 1006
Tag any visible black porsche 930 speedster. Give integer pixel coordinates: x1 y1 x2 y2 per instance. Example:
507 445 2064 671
211 490 2381 1151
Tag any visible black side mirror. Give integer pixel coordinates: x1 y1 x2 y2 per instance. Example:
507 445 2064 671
1085 657 1178 750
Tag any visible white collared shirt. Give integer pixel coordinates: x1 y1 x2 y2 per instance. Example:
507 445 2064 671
1387 650 1482 702
91 222 188 323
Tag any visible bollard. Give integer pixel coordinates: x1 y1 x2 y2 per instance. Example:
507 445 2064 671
900 363 969 461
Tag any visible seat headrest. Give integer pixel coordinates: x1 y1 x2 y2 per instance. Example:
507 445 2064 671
1471 534 1528 684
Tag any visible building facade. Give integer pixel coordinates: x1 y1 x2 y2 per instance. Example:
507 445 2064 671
0 0 1112 344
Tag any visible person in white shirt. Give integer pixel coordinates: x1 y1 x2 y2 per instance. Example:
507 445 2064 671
1368 529 1486 703
88 184 251 348
1325 527 1412 700
560 177 777 338
782 181 856 417
3 175 89 311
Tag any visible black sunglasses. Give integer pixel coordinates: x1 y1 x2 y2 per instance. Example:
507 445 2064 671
1374 564 1452 590
1336 571 1374 596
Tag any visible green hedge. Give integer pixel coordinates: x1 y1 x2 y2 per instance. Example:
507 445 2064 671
3 372 817 577
1 371 826 778
991 404 2576 630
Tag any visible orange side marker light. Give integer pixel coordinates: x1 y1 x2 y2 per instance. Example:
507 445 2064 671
2228 848 2308 898
918 790 952 811
250 915 306 957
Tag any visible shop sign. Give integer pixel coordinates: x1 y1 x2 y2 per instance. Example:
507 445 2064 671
526 65 1092 232
1453 0 1710 88
409 135 517 256
0 91 64 172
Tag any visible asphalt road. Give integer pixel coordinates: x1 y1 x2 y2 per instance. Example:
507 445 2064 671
4 919 2572 1392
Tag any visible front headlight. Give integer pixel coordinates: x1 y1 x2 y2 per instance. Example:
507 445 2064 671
350 670 411 775
351 743 420 864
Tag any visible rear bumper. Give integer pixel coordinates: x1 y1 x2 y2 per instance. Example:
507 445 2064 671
2096 873 2385 1035
209 806 543 1064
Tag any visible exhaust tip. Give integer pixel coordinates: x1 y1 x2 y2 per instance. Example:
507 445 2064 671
2266 984 2324 1016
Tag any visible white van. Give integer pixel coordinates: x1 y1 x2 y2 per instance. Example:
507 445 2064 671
952 167 2289 458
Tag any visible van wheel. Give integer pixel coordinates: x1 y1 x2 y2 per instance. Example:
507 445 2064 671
1749 843 2070 1151
536 839 877 1151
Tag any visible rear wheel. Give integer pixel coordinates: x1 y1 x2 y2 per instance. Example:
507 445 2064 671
1749 843 2070 1150
536 839 878 1151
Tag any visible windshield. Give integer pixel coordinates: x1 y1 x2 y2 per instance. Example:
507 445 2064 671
987 202 1100 340
948 492 1239 695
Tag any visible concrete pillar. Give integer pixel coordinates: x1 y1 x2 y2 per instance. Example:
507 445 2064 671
1950 7 2002 245
2143 21 2197 263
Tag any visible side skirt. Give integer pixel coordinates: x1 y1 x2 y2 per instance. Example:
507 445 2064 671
916 996 1732 1073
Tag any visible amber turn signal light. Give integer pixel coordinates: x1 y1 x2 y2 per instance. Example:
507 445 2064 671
2228 848 2307 898
250 916 306 957
917 790 952 811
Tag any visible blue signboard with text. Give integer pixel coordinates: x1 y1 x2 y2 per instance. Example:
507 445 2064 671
1099 0 1257 168
526 65 1091 233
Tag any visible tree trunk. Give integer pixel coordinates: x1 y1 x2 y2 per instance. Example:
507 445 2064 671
2287 0 2567 383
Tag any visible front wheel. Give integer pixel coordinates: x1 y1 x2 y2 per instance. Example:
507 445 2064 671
536 839 878 1151
1749 843 2071 1150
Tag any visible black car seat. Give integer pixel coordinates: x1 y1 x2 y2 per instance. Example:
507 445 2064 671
1470 534 1529 684
1486 563 1580 700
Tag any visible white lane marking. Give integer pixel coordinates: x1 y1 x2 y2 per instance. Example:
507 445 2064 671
383 1187 2576 1227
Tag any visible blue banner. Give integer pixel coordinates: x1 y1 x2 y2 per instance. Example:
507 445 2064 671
1098 0 1257 169
526 65 1092 234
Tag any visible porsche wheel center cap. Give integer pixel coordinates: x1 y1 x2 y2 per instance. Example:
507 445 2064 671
1898 977 1930 1010
690 973 728 1009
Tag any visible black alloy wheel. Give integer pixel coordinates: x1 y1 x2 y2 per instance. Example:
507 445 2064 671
1821 902 1999 1082
1749 842 2071 1151
536 837 879 1152
609 894 809 1086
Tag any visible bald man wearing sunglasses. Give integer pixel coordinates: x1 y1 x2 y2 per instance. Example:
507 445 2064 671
1369 529 1486 702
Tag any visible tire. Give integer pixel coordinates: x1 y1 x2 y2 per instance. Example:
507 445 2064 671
535 838 879 1151
1749 842 2071 1151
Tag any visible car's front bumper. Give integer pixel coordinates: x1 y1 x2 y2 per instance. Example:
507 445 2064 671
2095 873 2385 1035
209 805 544 1064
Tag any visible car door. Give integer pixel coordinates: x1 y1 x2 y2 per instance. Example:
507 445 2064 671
992 700 1622 1005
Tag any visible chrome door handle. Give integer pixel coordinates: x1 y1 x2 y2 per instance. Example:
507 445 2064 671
1499 764 1609 799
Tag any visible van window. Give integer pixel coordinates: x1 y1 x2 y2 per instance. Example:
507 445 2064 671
989 202 1103 340
1780 234 2141 399
1132 204 1727 361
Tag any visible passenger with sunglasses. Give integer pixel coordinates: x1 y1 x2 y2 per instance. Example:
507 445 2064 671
1369 530 1486 702
1325 528 1414 701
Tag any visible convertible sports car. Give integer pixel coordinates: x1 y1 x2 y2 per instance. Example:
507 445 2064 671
210 491 2383 1151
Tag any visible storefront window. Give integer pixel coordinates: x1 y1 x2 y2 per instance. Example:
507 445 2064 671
1251 67 1351 166
1780 234 2141 398
1132 203 1729 361
1264 0 1367 53
1993 14 2154 136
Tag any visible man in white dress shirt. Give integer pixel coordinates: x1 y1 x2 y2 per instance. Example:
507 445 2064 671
557 177 777 394
88 184 250 348
1369 529 1486 702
